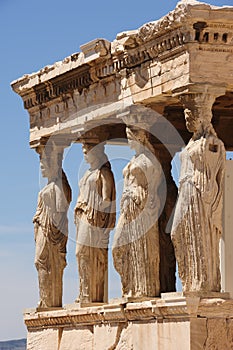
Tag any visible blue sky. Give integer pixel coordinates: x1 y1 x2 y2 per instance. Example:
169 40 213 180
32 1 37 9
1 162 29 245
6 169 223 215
0 0 233 341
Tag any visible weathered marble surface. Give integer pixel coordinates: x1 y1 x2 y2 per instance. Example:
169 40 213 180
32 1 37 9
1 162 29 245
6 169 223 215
11 1 233 150
10 0 233 349
25 294 233 350
172 93 226 292
74 142 116 304
33 144 72 308
113 127 162 298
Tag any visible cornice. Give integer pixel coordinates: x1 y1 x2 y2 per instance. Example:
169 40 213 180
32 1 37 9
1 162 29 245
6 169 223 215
23 64 92 109
11 1 233 111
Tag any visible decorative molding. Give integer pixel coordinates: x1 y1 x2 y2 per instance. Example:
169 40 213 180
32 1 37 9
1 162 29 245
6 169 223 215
12 1 233 113
22 23 233 111
23 65 91 109
80 38 111 63
24 295 233 330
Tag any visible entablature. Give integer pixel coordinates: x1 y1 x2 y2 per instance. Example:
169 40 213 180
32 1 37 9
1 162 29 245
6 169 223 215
11 0 233 150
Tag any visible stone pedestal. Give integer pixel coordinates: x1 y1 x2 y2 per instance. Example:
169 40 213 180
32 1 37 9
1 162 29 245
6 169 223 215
25 293 233 350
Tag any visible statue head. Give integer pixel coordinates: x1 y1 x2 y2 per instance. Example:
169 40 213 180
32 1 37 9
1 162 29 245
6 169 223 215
37 143 63 181
126 126 154 154
184 106 214 136
181 92 215 135
184 108 201 133
82 142 109 169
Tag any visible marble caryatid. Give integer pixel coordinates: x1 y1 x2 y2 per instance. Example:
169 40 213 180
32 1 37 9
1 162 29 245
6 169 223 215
171 98 226 292
113 126 162 298
74 142 116 304
33 143 72 308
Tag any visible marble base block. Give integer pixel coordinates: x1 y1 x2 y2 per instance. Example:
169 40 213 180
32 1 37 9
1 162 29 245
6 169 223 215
25 293 233 350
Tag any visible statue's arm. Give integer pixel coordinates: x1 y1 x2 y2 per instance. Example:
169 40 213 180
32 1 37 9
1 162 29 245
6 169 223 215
211 144 225 214
74 196 84 225
121 171 148 212
100 168 115 210
33 193 42 240
201 138 225 226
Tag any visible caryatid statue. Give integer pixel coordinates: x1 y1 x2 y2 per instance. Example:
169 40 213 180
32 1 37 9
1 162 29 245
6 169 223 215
33 143 72 308
113 126 163 298
171 93 226 292
74 142 116 304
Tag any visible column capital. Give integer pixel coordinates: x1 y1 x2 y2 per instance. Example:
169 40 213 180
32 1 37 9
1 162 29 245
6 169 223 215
179 92 217 111
78 126 110 146
173 84 226 127
31 134 72 153
118 105 160 131
173 83 226 112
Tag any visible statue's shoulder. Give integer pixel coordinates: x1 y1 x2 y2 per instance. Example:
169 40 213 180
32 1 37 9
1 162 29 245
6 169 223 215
137 152 160 170
100 164 114 179
134 153 149 166
40 182 55 193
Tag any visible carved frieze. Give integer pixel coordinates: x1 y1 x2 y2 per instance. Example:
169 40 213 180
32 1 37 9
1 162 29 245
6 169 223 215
23 65 92 109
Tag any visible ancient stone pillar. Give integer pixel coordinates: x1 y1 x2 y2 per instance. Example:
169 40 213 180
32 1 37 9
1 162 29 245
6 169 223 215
112 111 163 298
171 88 226 292
74 132 116 304
33 140 72 308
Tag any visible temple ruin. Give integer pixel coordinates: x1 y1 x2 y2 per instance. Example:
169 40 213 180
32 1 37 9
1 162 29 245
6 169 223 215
11 0 233 348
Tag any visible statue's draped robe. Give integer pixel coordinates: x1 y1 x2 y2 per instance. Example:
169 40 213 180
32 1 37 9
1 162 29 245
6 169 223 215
33 172 72 307
171 135 225 292
75 163 116 303
113 152 162 297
